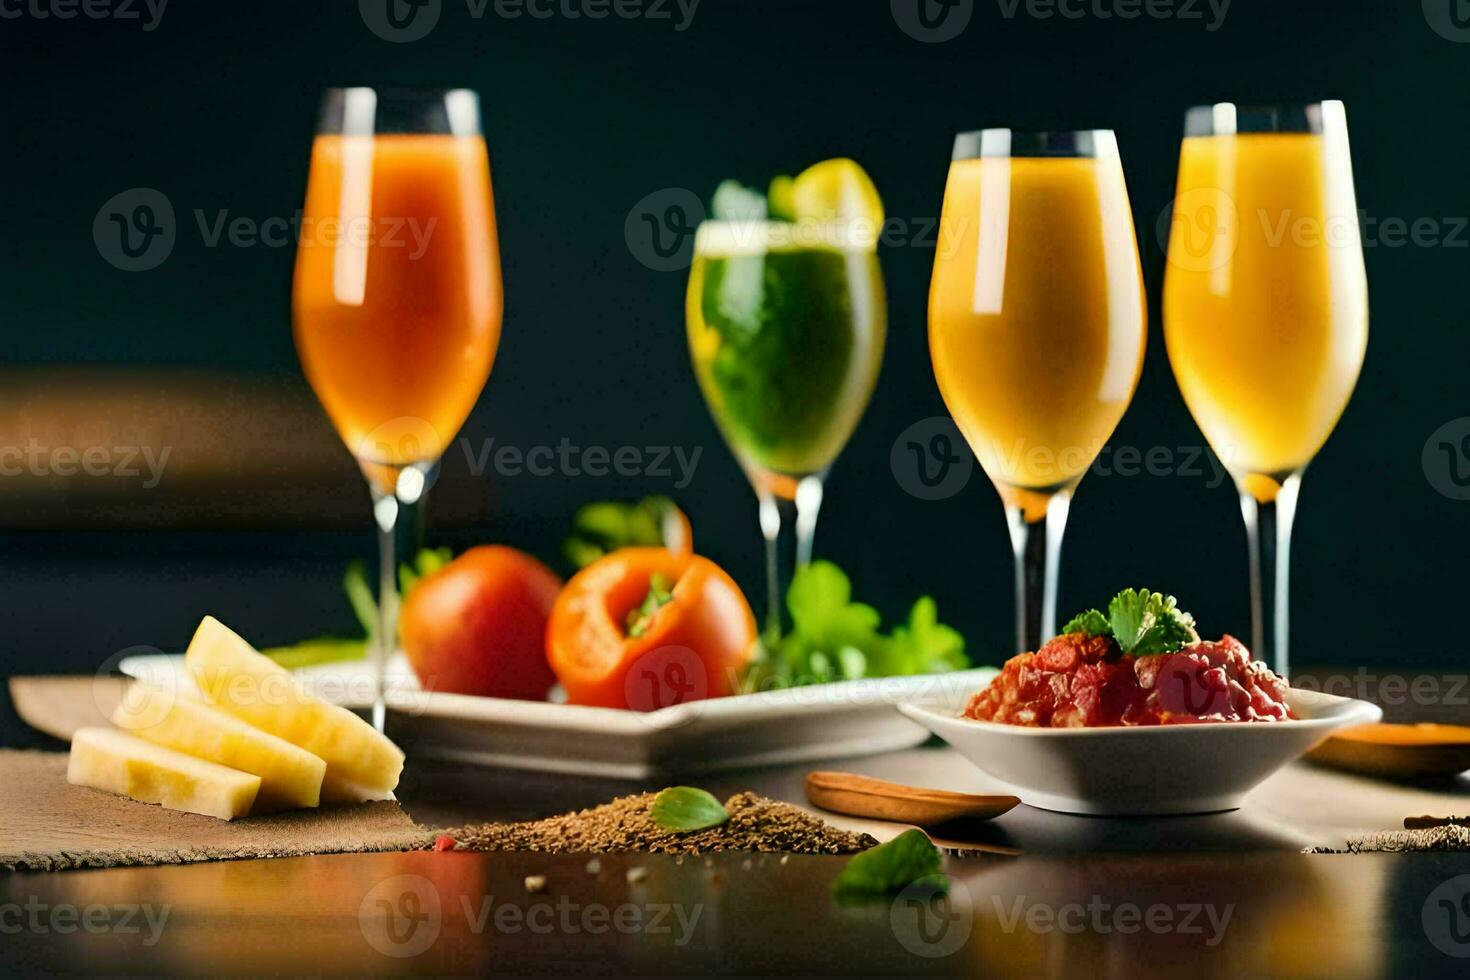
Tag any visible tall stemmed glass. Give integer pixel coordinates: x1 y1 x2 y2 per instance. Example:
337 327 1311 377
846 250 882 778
929 130 1147 652
1163 102 1367 676
293 88 502 728
686 219 886 638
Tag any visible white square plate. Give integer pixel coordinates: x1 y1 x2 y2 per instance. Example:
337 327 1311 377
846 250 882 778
119 651 996 780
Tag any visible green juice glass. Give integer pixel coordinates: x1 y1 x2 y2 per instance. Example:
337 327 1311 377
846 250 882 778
685 220 886 637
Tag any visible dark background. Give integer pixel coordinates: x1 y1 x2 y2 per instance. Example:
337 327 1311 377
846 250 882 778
1 0 1467 693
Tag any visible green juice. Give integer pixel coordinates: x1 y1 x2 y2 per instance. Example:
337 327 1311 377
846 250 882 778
686 233 886 484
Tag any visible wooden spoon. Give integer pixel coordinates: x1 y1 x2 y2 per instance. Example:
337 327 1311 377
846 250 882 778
1305 723 1470 778
805 771 1019 827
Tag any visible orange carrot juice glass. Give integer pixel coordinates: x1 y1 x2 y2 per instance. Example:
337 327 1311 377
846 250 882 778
293 88 502 728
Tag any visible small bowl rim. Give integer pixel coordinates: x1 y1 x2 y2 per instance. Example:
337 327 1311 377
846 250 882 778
898 687 1382 737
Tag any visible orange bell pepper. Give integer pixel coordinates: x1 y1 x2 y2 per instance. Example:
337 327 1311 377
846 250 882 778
546 548 757 710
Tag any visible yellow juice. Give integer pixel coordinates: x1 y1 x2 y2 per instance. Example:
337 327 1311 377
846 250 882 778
1163 133 1367 485
928 155 1146 504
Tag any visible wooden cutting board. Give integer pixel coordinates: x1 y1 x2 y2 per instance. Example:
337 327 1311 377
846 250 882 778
0 750 435 872
5 676 435 872
9 675 126 742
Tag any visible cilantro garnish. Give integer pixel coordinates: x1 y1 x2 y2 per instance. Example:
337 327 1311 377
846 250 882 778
1061 588 1199 655
1059 608 1110 638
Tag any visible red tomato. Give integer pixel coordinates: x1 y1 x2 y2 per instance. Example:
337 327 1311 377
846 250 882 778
400 546 562 700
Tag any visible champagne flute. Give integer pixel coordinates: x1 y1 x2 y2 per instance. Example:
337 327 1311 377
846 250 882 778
686 212 886 638
1163 101 1367 676
929 129 1147 652
292 88 503 728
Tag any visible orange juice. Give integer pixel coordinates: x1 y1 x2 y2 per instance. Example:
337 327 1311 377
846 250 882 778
929 155 1146 503
1163 133 1367 485
293 134 502 469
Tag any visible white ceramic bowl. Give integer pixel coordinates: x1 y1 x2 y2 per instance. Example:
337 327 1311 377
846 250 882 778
898 688 1382 815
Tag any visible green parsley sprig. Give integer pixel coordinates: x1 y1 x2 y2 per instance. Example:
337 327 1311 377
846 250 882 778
1061 588 1199 655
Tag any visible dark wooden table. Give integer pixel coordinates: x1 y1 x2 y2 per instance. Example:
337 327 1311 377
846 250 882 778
4 669 1470 976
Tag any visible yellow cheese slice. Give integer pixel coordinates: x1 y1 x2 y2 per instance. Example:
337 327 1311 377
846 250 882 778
68 727 259 821
185 616 404 793
112 684 326 812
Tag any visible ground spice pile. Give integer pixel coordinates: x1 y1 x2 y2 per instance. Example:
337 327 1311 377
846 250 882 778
1305 823 1470 853
443 791 876 855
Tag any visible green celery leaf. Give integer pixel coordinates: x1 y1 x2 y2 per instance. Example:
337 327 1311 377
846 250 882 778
749 562 970 688
837 646 868 680
886 597 967 674
261 637 366 670
563 497 681 569
832 829 944 899
344 560 378 639
787 561 881 643
650 787 730 833
415 547 453 578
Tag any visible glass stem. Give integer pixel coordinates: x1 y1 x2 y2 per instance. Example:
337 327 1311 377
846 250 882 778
758 476 825 643
366 463 431 732
758 492 788 642
1238 473 1301 678
793 475 825 569
370 492 398 733
1005 491 1071 653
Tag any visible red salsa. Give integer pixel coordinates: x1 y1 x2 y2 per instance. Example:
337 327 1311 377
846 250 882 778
965 632 1295 727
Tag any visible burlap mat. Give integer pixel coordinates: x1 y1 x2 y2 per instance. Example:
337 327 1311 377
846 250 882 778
0 750 434 872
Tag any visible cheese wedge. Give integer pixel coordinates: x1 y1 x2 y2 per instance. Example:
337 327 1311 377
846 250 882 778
185 616 404 794
321 773 398 804
68 727 259 820
112 684 326 812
